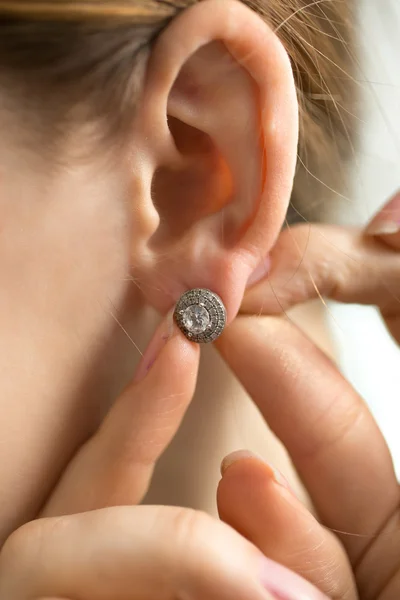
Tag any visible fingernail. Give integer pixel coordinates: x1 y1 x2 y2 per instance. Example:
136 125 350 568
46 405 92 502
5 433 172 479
260 556 328 600
247 256 271 287
220 450 295 494
365 190 400 236
133 311 175 383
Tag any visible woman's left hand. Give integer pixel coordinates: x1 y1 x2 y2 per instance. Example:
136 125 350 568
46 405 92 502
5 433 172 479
215 192 400 600
3 308 328 600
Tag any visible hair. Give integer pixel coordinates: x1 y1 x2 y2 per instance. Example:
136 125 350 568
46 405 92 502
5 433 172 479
0 0 356 220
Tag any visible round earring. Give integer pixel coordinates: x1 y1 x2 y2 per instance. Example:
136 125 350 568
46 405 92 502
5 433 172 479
173 288 227 343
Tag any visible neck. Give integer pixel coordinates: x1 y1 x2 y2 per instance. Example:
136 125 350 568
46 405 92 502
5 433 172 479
0 153 151 539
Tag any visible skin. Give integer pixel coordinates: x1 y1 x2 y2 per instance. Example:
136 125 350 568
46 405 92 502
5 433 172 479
0 0 298 544
218 206 400 599
0 321 326 600
2 208 400 599
0 0 398 598
0 0 311 598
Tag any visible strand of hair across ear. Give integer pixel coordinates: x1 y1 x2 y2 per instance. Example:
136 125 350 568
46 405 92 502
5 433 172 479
0 1 177 23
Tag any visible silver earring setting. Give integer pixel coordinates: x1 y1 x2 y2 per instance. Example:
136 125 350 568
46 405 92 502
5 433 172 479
174 288 227 343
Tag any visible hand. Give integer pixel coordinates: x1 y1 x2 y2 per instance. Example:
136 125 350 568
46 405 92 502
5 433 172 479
242 190 400 340
0 313 327 600
215 191 400 599
0 505 291 600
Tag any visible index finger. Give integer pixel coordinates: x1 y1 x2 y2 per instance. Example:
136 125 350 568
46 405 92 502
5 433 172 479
42 315 200 516
242 223 400 342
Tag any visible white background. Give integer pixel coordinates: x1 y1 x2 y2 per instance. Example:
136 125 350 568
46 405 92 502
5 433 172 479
328 0 400 474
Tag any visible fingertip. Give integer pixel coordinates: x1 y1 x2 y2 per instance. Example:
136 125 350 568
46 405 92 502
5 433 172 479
154 325 201 382
134 313 200 387
217 450 353 600
365 190 400 245
218 452 294 507
220 451 292 492
218 452 279 525
221 449 265 476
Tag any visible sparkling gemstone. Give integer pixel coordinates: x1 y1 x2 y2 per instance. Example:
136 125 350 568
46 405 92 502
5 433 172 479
182 305 210 334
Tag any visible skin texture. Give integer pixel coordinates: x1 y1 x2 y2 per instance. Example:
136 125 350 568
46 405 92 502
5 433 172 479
2 199 400 599
217 193 400 599
0 0 398 598
0 314 326 600
0 1 317 598
0 0 298 543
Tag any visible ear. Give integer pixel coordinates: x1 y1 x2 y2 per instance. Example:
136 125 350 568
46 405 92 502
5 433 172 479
130 0 298 322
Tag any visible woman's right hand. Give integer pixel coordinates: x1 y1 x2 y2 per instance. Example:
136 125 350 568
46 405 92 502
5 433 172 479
214 192 400 600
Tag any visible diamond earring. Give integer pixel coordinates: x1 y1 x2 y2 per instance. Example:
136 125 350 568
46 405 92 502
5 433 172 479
174 288 227 343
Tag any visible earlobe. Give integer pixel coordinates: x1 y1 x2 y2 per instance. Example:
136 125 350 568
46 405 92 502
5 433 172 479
129 0 298 322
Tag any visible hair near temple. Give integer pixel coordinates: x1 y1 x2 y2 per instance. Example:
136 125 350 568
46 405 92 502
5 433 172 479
0 0 356 218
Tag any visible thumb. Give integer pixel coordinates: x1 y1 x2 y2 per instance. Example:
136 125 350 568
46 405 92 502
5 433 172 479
42 313 200 516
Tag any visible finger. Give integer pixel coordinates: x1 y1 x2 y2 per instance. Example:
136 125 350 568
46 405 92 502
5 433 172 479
0 506 328 600
217 451 357 600
365 189 400 250
42 314 200 516
242 222 400 342
377 563 400 600
355 506 400 599
216 316 399 564
365 190 400 341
